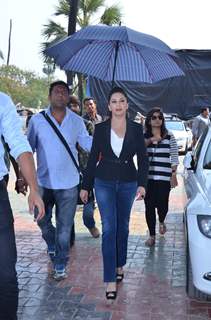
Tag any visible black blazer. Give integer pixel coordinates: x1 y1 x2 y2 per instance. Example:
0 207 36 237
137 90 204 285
82 119 149 191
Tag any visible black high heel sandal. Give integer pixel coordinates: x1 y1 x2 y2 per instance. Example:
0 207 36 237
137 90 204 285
106 291 117 300
116 273 124 283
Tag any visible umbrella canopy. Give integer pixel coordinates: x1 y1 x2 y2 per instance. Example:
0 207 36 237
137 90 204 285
45 25 184 83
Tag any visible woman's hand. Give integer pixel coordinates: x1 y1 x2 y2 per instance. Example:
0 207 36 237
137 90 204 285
151 136 162 143
135 186 146 200
80 189 88 203
170 174 178 188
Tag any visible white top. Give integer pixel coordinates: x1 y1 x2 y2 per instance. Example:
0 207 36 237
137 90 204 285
110 129 124 158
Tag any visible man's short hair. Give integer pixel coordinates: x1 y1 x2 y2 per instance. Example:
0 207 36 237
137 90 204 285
201 107 209 113
49 81 70 95
83 97 95 105
69 95 80 106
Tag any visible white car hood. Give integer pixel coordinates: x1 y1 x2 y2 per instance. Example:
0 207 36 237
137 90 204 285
170 130 187 139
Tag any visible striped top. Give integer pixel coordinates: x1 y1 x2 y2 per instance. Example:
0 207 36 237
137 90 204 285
145 132 179 181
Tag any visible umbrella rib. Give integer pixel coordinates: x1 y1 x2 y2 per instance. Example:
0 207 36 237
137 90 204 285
61 41 92 69
129 42 154 82
104 41 117 81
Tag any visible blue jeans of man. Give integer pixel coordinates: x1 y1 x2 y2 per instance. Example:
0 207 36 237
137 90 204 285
0 180 18 320
83 198 95 229
94 178 137 282
38 186 78 268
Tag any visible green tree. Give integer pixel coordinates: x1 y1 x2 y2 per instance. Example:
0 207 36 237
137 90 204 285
42 58 56 85
0 65 50 108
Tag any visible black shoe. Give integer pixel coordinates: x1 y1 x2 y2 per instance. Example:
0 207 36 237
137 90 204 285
116 273 124 283
106 291 117 300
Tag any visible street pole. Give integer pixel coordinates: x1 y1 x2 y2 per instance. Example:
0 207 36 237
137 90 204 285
67 0 79 91
7 19 12 66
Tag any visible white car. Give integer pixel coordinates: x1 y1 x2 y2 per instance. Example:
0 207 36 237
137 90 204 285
183 126 211 298
165 119 192 153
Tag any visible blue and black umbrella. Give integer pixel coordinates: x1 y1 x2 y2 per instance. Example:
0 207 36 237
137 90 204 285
45 24 184 84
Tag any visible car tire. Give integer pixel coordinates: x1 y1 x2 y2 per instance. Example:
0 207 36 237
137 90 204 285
186 238 211 300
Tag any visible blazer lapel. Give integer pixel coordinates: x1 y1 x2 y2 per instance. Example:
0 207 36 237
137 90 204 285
105 119 117 158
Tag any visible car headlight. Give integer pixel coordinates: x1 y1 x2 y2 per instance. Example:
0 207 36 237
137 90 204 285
197 215 211 238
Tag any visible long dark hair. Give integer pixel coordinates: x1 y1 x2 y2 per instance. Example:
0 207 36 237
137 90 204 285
145 107 167 138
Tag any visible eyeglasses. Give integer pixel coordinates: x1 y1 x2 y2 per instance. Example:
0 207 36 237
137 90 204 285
151 115 163 120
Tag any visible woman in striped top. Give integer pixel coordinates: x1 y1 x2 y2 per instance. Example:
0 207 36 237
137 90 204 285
144 108 179 246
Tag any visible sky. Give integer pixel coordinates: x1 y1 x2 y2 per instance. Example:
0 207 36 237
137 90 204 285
1 0 211 77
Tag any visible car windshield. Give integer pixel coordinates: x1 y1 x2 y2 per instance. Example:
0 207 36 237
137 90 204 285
165 121 185 131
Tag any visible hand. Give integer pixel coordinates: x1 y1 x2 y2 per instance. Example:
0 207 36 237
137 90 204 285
151 136 161 143
28 190 45 221
80 189 88 204
15 178 28 195
170 174 178 188
135 186 146 200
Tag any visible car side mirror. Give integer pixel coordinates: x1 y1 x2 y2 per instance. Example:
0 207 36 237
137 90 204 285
183 151 194 170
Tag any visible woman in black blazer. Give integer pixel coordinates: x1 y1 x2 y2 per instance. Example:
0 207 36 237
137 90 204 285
80 87 148 301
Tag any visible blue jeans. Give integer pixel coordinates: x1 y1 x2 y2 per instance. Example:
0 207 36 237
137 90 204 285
38 186 78 267
0 180 18 320
94 178 137 282
83 198 95 229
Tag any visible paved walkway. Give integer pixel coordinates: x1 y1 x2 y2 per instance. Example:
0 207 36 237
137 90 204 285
7 164 211 320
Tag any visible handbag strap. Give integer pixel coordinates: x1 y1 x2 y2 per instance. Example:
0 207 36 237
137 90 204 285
40 111 80 173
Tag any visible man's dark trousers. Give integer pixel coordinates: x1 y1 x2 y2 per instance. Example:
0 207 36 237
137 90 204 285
0 180 18 320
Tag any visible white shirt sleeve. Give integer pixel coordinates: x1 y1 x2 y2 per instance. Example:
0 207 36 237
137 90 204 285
1 93 32 160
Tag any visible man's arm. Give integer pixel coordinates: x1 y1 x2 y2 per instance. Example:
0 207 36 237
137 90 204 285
77 119 93 152
17 152 44 220
2 140 27 194
8 154 27 195
1 95 44 219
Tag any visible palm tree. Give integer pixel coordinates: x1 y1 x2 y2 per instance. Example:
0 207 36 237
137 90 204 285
41 0 122 54
41 0 122 100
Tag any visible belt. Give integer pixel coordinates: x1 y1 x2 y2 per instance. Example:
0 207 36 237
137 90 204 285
102 158 131 164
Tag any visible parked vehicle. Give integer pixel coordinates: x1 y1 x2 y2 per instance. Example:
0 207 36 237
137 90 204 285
17 109 34 133
165 118 192 153
183 126 211 298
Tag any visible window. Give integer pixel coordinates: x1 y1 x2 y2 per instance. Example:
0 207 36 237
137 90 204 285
193 127 208 169
165 121 185 131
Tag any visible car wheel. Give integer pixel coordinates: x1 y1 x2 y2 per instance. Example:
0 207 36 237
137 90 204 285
186 238 211 300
